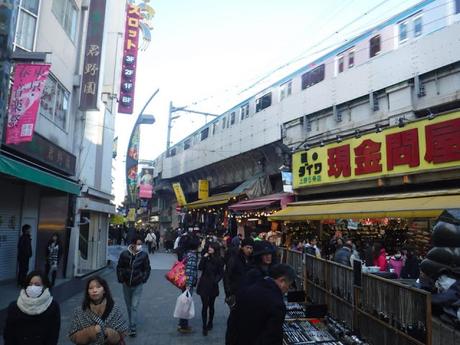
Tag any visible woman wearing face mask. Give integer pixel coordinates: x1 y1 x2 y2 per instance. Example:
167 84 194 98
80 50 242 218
46 233 62 287
197 242 224 336
69 276 128 345
389 249 405 278
3 271 60 345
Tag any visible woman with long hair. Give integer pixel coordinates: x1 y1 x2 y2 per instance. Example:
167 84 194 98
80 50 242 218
46 233 62 287
197 242 224 336
3 270 60 344
69 276 128 344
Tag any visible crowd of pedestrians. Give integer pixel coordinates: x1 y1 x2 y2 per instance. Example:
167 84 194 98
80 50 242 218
6 226 295 344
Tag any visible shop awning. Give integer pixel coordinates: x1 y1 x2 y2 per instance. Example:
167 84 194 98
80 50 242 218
229 193 294 212
186 193 238 209
0 154 80 195
268 193 460 221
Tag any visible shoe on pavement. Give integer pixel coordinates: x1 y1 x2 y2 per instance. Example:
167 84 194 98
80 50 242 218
129 329 137 337
207 322 213 330
202 328 208 336
178 326 192 334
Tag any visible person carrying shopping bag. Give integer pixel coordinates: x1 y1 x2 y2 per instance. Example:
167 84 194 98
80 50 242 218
177 233 200 333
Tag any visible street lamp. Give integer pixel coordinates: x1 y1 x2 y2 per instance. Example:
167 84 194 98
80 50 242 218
125 89 159 220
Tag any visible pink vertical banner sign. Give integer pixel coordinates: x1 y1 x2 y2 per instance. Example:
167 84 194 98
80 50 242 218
118 3 141 114
6 63 51 145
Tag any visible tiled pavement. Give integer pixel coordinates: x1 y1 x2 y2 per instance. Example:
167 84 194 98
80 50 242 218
57 252 229 345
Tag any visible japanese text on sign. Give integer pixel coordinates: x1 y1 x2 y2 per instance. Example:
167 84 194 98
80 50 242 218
79 0 106 110
293 112 460 189
118 4 141 114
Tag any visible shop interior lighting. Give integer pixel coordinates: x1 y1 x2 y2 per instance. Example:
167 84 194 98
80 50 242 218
336 135 342 143
320 140 325 147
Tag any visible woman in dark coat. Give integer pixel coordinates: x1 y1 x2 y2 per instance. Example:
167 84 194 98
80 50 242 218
197 242 224 336
3 271 60 345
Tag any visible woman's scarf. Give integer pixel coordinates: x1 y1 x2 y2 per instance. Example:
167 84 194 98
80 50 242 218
16 288 53 315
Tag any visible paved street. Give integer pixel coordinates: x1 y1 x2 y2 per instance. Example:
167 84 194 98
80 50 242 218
57 252 228 345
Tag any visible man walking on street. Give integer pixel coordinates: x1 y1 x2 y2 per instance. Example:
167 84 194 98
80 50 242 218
17 224 32 286
232 264 296 345
116 237 151 337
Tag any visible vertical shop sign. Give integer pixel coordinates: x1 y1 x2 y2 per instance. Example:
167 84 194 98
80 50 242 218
0 0 19 143
139 168 154 199
172 183 187 206
118 3 141 114
126 126 139 206
79 0 107 111
6 64 51 144
198 179 209 200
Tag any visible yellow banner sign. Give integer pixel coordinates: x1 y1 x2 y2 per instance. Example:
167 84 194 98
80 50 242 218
198 179 209 200
172 182 187 206
293 111 460 189
127 208 136 222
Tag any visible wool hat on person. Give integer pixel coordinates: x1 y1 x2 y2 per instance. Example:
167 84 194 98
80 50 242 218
241 238 254 247
252 240 275 256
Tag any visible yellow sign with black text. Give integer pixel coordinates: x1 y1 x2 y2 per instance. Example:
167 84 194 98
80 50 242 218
198 179 209 200
172 183 187 206
293 112 460 189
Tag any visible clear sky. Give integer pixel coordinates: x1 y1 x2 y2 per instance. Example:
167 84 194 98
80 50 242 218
113 0 421 205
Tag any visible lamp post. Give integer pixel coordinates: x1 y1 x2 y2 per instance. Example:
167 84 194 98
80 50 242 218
125 89 158 222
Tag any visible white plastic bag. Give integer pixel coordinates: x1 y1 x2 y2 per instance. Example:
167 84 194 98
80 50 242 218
173 290 195 319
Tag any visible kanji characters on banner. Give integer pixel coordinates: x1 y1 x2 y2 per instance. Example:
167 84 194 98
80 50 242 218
293 111 460 189
6 63 51 145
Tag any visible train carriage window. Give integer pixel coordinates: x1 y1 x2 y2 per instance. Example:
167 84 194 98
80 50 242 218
212 121 218 135
240 103 249 120
399 22 408 43
456 0 460 13
169 148 176 157
222 117 227 129
301 64 325 90
369 35 381 58
230 112 236 125
255 92 272 112
348 51 355 68
280 80 292 101
184 139 191 150
201 128 209 141
414 17 422 37
338 56 344 73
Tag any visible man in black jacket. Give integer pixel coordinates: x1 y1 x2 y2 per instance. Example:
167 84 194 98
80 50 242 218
232 264 296 345
117 237 151 337
17 224 32 286
224 238 254 345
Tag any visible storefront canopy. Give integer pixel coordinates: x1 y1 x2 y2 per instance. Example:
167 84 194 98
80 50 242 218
0 154 80 195
268 192 460 221
229 192 294 212
186 193 238 209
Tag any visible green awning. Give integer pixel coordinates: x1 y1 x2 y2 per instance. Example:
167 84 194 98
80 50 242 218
0 155 80 195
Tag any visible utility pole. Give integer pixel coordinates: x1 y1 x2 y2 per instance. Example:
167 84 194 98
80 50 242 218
0 0 19 143
166 101 219 154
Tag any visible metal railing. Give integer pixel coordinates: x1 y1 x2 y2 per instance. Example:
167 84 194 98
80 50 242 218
280 248 432 345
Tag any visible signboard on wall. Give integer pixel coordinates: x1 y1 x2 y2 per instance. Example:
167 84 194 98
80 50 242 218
6 63 50 144
292 111 460 189
198 179 209 200
118 3 141 114
79 0 107 111
172 183 187 206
